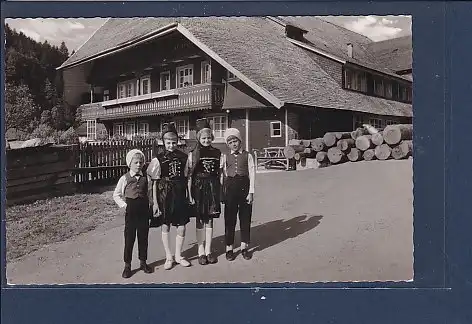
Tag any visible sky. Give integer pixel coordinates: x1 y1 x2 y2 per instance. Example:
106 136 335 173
5 16 412 53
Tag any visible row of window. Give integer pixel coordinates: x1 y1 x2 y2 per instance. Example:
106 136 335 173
353 115 397 130
344 68 412 103
114 61 213 100
111 115 229 140
86 116 283 141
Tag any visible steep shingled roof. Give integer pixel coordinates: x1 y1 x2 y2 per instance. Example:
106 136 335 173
60 17 412 117
368 35 413 72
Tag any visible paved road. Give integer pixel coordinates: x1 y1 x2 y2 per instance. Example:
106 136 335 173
7 160 413 284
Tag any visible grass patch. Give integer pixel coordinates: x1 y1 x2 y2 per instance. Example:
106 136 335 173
6 191 118 262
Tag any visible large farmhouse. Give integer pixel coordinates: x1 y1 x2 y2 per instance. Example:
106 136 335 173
58 17 412 152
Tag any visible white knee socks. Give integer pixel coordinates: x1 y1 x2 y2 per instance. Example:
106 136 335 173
205 227 213 255
162 232 172 260
196 228 205 256
175 234 185 260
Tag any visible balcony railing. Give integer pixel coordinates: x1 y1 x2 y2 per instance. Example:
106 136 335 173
80 83 224 120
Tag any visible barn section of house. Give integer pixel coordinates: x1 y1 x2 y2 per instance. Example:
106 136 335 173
58 17 413 153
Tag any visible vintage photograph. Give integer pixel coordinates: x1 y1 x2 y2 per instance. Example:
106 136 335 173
4 16 413 284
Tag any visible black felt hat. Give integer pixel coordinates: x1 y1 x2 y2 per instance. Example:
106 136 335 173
196 118 211 132
161 122 178 139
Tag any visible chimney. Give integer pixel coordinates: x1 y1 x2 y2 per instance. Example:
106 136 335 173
347 43 353 58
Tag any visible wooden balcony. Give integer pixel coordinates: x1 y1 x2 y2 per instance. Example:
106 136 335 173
80 83 224 120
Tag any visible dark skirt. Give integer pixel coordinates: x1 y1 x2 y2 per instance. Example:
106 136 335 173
191 174 221 223
156 178 190 227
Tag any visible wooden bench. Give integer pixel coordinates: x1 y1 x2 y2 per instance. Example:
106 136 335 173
253 147 292 171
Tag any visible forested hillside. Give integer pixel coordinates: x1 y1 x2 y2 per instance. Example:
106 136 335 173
5 23 78 142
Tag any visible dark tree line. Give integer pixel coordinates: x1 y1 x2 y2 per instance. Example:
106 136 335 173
5 23 78 141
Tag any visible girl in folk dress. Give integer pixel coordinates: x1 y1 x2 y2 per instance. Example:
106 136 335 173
187 119 222 265
147 123 191 270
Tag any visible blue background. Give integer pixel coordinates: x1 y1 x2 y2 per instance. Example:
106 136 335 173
1 1 471 322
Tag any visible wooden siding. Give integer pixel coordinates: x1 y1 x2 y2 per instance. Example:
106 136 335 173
63 62 93 107
249 108 285 150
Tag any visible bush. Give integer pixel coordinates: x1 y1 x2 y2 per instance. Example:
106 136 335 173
58 127 79 144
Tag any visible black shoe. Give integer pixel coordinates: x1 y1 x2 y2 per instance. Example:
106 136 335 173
207 253 218 264
140 262 153 274
198 255 208 265
226 250 236 261
241 249 252 260
122 266 132 279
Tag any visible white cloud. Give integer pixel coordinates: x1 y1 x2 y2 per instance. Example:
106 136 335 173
345 15 406 41
67 21 85 30
18 28 41 42
381 18 394 25
6 18 106 51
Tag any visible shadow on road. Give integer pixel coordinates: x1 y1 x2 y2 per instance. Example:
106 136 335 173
181 214 323 262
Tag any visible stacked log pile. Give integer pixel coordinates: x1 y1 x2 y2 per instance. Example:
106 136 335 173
282 124 413 168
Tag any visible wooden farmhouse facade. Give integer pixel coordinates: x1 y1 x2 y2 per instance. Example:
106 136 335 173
58 17 413 153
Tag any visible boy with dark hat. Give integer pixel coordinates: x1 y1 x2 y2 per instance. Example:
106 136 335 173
147 123 191 270
221 128 256 261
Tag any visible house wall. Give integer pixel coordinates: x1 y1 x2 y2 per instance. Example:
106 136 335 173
63 62 93 107
248 108 286 150
87 34 213 101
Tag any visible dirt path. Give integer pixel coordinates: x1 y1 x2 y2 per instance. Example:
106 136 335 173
7 160 413 284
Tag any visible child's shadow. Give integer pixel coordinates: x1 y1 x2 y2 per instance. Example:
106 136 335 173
181 214 323 261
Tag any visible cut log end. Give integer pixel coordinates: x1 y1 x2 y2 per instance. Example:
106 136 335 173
363 149 376 161
339 138 355 151
355 135 373 151
323 132 338 147
383 124 413 145
371 132 384 146
316 151 328 163
311 138 325 152
347 147 362 162
374 144 392 160
392 140 413 159
327 147 347 164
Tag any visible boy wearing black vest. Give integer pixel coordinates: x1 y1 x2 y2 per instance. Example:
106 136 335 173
221 128 255 261
113 149 153 279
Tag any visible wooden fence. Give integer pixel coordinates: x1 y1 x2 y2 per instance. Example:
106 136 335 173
73 139 196 184
6 145 77 206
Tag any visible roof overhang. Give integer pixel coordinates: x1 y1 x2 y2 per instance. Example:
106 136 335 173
57 23 179 70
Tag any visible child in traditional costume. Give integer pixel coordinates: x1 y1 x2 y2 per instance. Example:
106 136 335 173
113 149 153 278
187 119 222 265
147 123 191 270
221 128 255 261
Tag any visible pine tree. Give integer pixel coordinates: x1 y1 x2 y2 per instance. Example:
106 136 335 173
59 41 69 58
